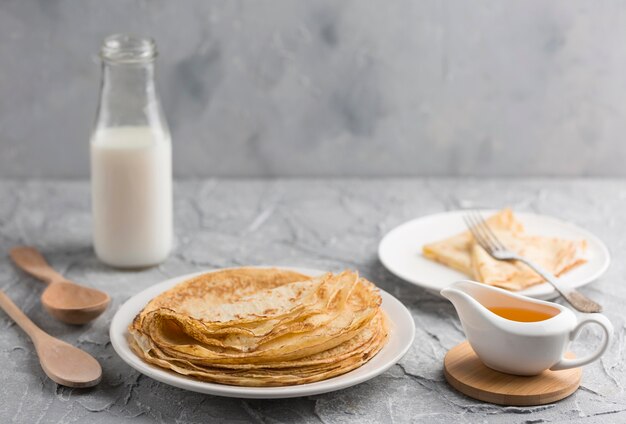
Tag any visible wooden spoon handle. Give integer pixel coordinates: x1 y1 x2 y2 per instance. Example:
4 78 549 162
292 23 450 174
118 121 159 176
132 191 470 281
0 290 44 341
9 246 65 285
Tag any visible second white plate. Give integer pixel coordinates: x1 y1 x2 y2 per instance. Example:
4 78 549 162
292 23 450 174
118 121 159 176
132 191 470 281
378 210 610 299
110 267 415 399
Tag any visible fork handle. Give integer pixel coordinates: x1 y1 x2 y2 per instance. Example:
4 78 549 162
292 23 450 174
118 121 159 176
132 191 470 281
514 256 602 313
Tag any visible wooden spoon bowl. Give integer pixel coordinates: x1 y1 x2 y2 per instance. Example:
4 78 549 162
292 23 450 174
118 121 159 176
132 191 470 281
0 290 102 387
10 247 110 325
37 329 103 387
41 281 110 325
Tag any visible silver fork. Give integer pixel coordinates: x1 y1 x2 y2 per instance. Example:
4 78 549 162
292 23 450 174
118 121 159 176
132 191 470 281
464 210 602 313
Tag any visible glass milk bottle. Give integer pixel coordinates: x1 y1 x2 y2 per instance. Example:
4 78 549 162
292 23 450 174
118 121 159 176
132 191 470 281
91 34 172 268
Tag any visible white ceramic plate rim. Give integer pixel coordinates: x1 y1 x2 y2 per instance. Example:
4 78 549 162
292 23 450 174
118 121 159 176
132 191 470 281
110 267 415 399
378 210 611 299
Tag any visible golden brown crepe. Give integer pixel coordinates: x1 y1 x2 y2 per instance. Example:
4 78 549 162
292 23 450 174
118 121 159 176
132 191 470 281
470 231 587 290
129 312 388 387
422 209 587 291
128 268 388 386
422 208 524 275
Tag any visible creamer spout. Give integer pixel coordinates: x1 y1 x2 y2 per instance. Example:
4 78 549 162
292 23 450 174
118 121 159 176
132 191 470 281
441 282 493 330
441 286 473 311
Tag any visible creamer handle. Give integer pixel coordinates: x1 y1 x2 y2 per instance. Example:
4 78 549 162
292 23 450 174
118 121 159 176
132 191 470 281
550 314 613 371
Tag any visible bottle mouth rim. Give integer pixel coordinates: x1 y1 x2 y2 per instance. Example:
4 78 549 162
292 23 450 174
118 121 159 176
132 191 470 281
100 33 157 64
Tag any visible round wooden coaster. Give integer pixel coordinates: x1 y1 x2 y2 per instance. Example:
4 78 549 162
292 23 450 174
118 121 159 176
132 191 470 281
443 341 581 406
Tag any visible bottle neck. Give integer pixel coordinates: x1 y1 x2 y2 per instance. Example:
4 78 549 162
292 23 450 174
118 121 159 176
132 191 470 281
94 60 167 133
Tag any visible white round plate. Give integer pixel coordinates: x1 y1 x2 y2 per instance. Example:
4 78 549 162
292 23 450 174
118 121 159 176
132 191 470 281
378 210 610 299
110 267 415 399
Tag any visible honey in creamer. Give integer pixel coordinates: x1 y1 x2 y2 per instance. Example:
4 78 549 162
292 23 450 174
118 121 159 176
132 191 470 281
488 306 556 322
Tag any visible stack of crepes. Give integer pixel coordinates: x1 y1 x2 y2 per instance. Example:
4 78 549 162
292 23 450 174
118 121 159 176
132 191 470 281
129 268 388 386
423 209 587 291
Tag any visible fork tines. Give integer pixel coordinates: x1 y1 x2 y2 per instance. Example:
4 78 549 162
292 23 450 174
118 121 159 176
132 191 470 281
464 211 505 254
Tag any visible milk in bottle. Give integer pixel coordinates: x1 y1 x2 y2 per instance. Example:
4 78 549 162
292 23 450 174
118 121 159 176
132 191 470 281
91 34 172 268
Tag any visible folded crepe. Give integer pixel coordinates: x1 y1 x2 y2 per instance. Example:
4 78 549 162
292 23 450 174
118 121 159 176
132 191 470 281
470 231 587 290
128 268 388 386
422 209 524 276
423 209 587 291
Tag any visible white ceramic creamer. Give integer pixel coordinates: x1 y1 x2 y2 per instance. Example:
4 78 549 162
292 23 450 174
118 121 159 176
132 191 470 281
441 281 613 375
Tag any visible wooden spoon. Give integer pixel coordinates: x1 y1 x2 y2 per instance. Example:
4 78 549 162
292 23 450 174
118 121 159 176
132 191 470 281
0 290 102 387
9 246 110 325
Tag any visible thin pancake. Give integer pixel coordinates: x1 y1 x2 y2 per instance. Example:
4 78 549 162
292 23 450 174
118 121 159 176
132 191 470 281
130 313 388 386
128 268 388 386
132 268 313 331
422 208 587 291
470 232 587 290
422 208 524 276
132 311 384 370
137 272 359 352
141 277 380 364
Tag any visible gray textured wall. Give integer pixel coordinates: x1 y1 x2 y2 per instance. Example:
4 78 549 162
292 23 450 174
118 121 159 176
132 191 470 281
1 0 626 178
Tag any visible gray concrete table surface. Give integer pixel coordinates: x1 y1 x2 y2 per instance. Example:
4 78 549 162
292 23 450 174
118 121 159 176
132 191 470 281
0 178 624 424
